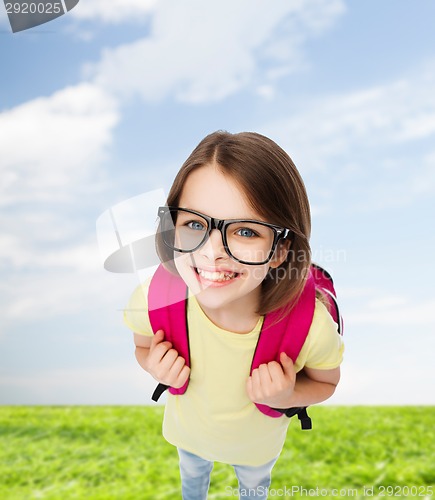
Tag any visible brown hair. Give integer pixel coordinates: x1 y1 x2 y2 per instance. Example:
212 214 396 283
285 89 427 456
156 130 312 316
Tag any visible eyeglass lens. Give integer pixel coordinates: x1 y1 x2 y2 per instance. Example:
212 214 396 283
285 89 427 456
160 209 276 264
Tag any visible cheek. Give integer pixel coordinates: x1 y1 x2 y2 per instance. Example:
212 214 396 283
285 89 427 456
242 265 270 285
174 253 192 274
174 255 203 293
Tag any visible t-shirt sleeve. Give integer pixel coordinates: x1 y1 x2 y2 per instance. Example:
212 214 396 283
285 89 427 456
295 299 344 371
123 277 153 336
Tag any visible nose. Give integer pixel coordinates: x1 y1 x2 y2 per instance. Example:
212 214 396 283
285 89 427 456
198 228 227 261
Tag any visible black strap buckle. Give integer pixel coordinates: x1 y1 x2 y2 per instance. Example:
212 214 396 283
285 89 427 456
151 383 169 402
274 406 312 430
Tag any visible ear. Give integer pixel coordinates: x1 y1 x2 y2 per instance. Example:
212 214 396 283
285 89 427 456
269 239 291 269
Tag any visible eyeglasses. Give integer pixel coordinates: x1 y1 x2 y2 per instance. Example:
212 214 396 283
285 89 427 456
157 206 292 265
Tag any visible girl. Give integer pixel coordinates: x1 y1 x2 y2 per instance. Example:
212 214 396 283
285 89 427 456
124 131 344 500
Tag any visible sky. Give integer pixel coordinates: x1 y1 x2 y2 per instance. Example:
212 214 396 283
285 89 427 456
1 0 434 406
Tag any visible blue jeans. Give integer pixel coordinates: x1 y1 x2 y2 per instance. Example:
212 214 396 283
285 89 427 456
177 448 278 500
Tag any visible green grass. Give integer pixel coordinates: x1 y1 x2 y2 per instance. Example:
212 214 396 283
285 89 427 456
0 406 434 499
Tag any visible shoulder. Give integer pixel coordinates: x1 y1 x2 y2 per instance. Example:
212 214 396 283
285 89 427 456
123 277 153 336
311 298 338 333
296 299 344 370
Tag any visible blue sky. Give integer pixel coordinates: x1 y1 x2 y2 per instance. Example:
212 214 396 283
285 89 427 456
1 0 434 406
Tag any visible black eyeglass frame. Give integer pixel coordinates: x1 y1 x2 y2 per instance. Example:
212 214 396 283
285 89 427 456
157 206 293 265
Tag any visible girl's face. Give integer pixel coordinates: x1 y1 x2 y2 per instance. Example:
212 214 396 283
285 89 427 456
173 163 288 326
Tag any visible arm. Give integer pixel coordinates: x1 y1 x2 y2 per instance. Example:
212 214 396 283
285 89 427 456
134 330 190 389
246 352 340 409
285 365 340 408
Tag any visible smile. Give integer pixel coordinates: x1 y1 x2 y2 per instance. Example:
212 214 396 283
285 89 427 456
194 267 240 283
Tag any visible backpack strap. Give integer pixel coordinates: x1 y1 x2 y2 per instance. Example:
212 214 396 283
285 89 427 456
251 270 316 427
311 263 343 335
148 264 190 400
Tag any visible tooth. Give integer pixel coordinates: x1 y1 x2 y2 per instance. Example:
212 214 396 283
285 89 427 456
198 269 235 282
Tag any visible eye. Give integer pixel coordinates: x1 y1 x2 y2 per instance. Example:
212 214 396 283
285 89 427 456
187 220 206 231
236 227 258 238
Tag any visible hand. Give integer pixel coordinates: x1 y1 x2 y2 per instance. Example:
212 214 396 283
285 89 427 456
146 330 190 389
246 352 296 408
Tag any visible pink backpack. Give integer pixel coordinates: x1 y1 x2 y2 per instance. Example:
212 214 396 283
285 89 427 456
148 263 343 430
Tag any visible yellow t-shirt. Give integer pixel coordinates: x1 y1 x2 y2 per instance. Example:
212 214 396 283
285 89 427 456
124 279 344 466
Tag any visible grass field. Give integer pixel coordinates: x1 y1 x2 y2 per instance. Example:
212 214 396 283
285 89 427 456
1 406 434 499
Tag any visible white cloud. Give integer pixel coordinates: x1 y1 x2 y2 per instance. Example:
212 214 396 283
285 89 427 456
90 0 345 103
0 83 121 322
263 64 435 168
0 82 119 206
259 60 435 212
0 234 100 274
345 293 435 327
70 0 157 23
0 261 127 322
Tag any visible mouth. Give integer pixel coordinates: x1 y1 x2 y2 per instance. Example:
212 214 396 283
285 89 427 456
193 267 240 283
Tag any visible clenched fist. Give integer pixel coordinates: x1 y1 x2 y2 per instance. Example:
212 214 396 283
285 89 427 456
146 330 191 389
246 352 296 408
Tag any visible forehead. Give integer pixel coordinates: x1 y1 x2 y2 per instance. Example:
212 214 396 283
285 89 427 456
178 164 261 220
